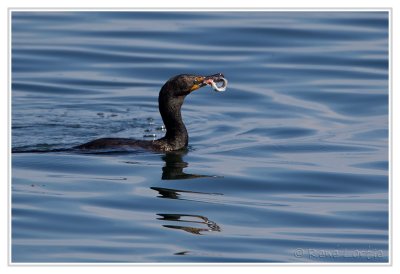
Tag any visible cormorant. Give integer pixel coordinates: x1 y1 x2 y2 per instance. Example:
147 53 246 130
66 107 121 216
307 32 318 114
74 73 227 152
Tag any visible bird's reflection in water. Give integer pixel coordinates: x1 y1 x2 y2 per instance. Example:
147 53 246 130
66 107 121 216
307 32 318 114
174 251 190 256
151 186 222 200
161 150 216 180
157 214 221 235
152 151 222 236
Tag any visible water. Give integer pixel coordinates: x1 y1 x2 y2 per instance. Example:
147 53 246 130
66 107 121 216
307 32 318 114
11 11 389 263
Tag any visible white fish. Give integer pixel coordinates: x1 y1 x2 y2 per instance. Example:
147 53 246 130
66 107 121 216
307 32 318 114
210 77 228 92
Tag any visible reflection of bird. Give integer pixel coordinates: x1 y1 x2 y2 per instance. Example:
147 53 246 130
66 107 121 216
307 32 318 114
151 187 181 199
157 214 221 235
75 73 226 152
161 151 215 180
151 186 222 199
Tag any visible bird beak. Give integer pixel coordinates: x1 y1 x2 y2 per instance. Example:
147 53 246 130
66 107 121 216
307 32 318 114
189 73 225 92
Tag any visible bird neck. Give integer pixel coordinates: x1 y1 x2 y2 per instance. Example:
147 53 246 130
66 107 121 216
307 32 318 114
158 94 188 149
164 110 188 142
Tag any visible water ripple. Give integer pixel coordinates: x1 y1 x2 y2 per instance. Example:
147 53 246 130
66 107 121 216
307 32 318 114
11 11 389 263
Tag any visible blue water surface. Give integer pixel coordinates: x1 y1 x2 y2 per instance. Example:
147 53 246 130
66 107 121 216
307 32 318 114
11 11 389 263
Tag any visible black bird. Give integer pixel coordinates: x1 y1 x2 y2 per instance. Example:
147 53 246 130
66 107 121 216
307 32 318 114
75 73 226 152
